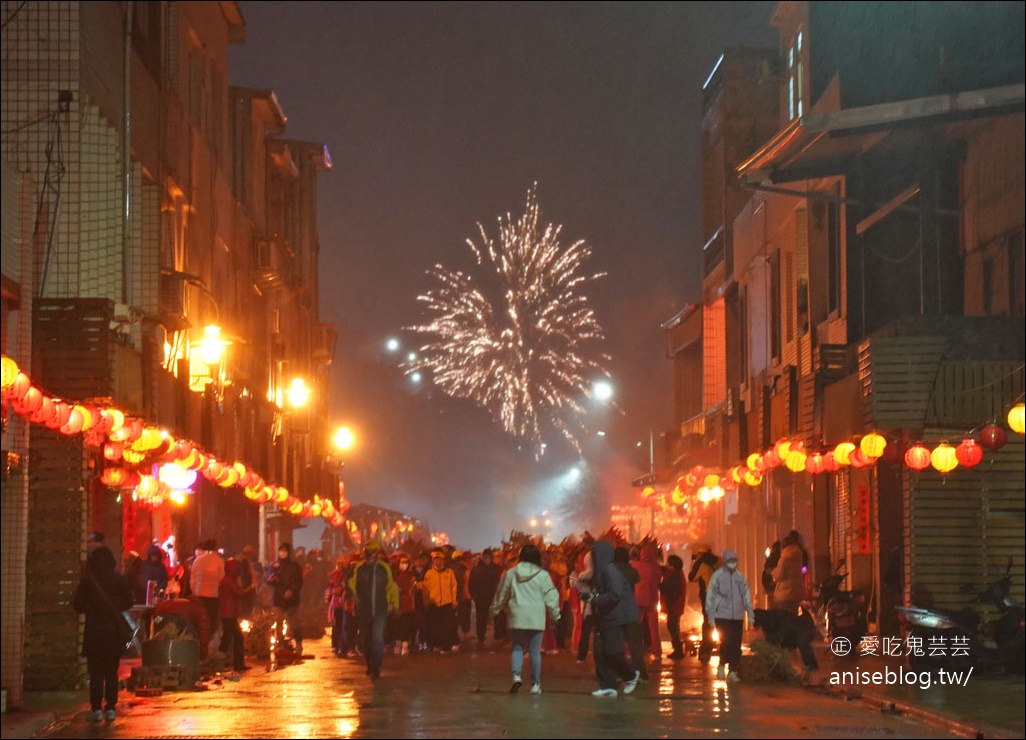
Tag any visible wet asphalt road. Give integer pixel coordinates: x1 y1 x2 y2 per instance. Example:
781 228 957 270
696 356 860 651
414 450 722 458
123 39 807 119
32 634 953 739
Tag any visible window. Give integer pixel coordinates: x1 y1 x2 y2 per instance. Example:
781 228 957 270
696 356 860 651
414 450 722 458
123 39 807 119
787 31 805 120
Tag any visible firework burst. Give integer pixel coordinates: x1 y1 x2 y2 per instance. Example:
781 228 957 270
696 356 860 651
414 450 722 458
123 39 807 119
407 185 610 454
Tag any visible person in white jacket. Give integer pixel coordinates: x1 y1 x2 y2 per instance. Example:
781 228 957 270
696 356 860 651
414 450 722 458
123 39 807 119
705 548 755 683
491 543 560 695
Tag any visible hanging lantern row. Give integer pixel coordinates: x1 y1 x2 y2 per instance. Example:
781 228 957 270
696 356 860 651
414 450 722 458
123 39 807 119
674 413 1021 492
2 354 344 527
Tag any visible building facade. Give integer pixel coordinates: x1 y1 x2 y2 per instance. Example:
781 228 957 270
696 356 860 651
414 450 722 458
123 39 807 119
1 1 335 701
662 1 1024 636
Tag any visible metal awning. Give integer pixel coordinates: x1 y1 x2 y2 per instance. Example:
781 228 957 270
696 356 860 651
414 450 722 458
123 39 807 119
736 83 1025 186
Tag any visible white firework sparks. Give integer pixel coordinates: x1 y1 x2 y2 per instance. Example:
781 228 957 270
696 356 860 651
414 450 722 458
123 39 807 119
407 185 610 454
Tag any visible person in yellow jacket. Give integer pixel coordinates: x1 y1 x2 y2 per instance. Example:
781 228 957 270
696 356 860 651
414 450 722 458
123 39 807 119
348 540 399 678
419 549 460 652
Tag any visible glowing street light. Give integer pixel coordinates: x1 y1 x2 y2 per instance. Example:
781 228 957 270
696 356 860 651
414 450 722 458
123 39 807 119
592 379 614 402
385 337 400 352
199 324 228 367
286 378 311 409
333 425 356 453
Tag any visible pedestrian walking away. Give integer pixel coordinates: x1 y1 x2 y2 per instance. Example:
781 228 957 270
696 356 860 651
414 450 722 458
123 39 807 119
588 540 642 697
491 543 561 695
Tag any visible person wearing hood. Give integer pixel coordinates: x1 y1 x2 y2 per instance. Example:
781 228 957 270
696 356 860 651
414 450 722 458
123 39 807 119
491 543 560 695
633 541 663 662
349 539 399 678
705 548 755 683
266 541 304 654
73 545 134 721
587 540 642 697
140 544 169 601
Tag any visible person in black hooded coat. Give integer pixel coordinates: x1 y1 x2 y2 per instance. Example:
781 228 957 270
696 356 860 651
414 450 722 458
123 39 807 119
588 540 642 696
73 545 134 720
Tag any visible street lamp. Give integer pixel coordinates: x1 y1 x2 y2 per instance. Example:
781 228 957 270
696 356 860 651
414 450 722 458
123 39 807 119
260 375 311 565
333 425 356 453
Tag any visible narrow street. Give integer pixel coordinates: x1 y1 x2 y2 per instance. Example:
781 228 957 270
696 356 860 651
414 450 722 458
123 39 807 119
27 634 964 740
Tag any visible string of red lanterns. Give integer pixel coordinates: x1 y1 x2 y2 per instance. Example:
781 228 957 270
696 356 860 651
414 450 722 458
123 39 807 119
1 355 346 527
637 400 1024 513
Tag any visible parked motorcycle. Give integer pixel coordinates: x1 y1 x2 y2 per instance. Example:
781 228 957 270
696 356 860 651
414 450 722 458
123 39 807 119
804 560 868 645
895 559 1025 675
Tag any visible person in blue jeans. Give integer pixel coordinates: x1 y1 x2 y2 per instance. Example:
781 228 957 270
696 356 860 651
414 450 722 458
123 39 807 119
491 543 560 695
348 540 399 678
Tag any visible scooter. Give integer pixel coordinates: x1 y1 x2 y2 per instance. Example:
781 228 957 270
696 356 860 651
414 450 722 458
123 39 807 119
895 559 1025 675
805 560 868 644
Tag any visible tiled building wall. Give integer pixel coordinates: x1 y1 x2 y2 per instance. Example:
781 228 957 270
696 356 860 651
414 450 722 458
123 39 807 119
0 166 36 710
76 101 123 301
0 0 79 706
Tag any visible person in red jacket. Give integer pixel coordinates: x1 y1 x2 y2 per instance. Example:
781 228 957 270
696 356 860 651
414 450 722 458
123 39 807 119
393 553 419 655
219 557 254 671
633 541 664 661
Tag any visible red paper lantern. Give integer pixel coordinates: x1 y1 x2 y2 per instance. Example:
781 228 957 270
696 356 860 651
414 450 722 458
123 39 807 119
979 424 1007 452
904 443 931 471
805 452 825 475
103 441 125 461
11 385 44 415
100 467 129 487
822 452 841 473
849 447 872 468
955 438 984 468
60 406 85 435
28 396 55 424
4 371 31 401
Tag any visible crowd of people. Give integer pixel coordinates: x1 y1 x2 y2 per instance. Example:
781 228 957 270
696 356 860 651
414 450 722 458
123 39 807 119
75 527 817 719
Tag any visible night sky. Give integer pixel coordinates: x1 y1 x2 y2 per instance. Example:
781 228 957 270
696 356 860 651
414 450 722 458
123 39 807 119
228 2 779 549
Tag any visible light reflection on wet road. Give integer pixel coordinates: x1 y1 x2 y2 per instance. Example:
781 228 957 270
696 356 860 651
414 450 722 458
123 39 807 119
33 635 952 739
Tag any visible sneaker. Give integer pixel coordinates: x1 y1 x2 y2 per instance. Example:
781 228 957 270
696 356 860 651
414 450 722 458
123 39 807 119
591 688 618 698
510 675 522 693
105 709 116 721
530 683 542 695
92 710 104 721
576 658 587 664
716 664 726 680
668 651 685 660
728 671 741 683
623 670 640 695
451 645 460 653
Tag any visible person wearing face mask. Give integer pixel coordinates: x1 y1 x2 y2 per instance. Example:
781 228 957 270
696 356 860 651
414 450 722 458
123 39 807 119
705 549 755 683
266 542 305 655
392 553 418 655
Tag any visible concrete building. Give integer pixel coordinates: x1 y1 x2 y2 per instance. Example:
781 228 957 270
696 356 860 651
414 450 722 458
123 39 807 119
661 1 1024 635
1 1 335 703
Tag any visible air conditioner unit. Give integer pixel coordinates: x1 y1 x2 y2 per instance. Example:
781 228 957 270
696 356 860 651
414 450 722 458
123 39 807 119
159 273 185 318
